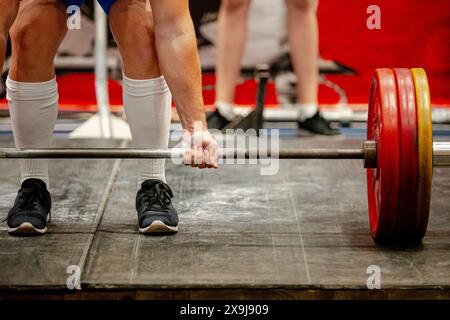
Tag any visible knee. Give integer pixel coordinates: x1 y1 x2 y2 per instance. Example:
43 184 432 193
10 17 65 69
126 21 156 59
119 21 158 74
10 20 44 66
285 0 317 14
222 0 252 14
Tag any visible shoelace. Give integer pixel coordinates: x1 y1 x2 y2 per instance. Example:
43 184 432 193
141 183 173 212
2 186 51 223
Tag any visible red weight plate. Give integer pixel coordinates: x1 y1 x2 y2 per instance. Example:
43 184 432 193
367 69 400 244
393 68 419 243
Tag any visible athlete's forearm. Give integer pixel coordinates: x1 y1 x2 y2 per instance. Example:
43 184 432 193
150 0 207 133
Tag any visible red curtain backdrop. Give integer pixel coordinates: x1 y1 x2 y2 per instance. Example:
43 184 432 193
318 0 450 105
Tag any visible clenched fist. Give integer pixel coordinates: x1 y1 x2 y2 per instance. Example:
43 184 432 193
180 130 219 169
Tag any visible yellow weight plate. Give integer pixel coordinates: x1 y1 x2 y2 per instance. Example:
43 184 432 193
411 68 433 241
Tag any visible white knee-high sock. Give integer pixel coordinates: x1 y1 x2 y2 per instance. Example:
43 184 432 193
6 77 59 187
122 74 172 185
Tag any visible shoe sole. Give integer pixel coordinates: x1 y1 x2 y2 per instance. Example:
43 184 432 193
7 222 47 235
139 220 178 234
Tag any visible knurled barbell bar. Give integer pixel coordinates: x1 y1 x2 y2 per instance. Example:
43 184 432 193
0 68 448 246
0 142 449 164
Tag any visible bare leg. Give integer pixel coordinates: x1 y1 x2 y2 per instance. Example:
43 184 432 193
215 0 251 105
109 0 160 79
109 0 171 185
9 0 68 82
0 0 19 72
5 0 68 236
285 0 318 105
109 0 214 236
7 0 67 186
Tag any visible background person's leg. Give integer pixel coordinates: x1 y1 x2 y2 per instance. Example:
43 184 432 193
285 0 318 115
214 0 252 123
7 0 68 186
109 0 171 185
0 0 19 71
285 0 338 135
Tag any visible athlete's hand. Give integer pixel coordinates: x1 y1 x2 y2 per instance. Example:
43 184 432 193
180 129 219 169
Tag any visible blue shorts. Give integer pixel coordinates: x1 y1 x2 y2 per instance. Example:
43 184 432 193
63 0 117 15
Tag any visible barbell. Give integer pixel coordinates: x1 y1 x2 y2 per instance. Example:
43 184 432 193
1 143 449 163
0 68 449 246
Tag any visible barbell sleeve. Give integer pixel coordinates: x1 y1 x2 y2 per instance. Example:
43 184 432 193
433 142 450 167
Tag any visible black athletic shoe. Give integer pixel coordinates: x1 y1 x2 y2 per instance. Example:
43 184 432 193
136 179 178 234
207 109 231 130
297 111 341 136
4 178 51 235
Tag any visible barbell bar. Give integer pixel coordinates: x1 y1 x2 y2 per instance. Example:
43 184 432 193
0 141 450 167
0 147 364 160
